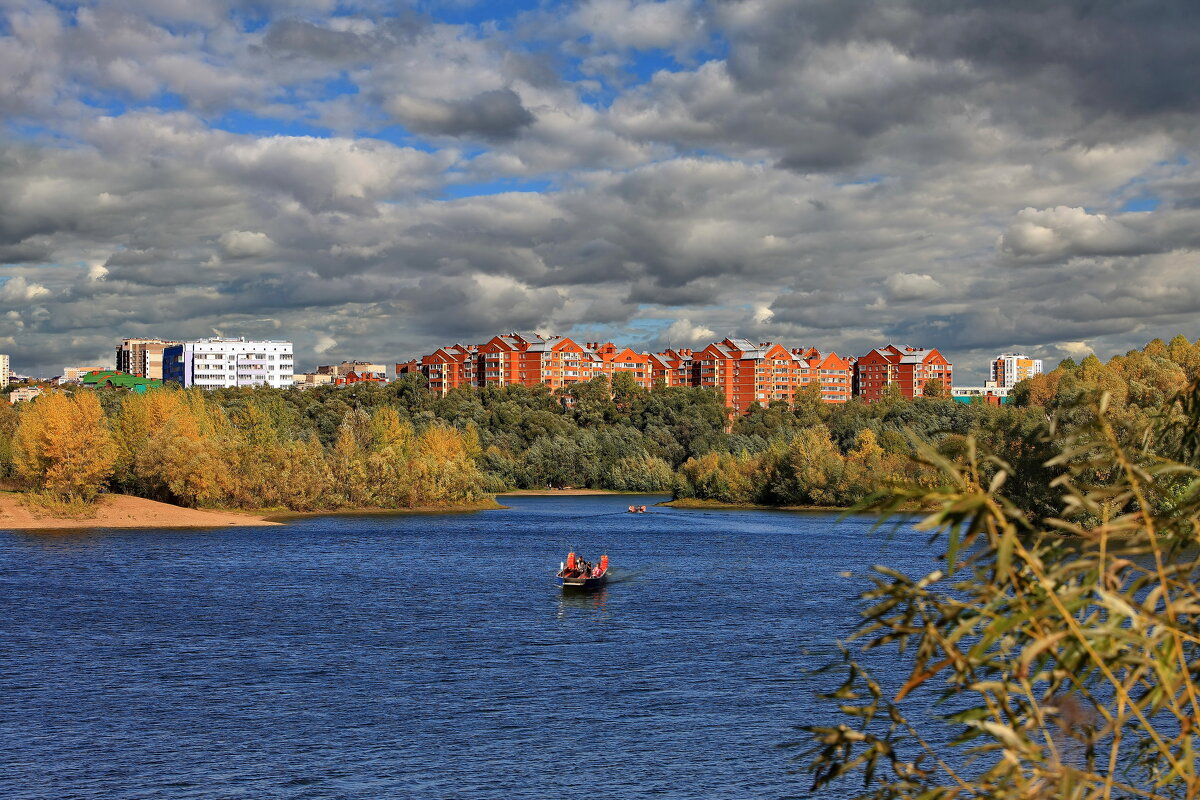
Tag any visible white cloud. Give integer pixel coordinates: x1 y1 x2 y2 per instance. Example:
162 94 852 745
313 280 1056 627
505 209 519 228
665 318 714 345
999 206 1143 261
0 277 51 303
218 230 275 258
884 272 942 301
4 0 1200 379
313 333 337 354
570 0 704 52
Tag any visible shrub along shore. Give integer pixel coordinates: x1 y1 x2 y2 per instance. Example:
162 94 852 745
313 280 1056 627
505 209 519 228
1 334 1198 520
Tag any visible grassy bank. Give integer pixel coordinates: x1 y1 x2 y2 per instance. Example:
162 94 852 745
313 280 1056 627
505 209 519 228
262 498 507 520
659 497 851 513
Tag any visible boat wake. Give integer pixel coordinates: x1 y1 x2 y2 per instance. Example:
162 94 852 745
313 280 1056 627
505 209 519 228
604 567 646 584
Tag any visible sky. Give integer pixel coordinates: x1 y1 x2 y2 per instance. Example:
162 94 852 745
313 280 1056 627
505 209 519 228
1 0 1199 381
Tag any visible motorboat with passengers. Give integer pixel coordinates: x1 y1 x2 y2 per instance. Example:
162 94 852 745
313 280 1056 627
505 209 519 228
557 552 609 591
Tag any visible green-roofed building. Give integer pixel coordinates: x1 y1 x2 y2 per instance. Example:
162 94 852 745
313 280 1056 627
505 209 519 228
81 370 162 393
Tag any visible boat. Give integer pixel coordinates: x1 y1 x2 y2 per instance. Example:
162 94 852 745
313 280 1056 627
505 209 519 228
627 505 648 513
557 552 609 591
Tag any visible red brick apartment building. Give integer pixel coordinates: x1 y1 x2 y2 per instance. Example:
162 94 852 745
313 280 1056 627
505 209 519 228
397 333 654 396
693 339 852 412
399 333 947 414
853 344 953 401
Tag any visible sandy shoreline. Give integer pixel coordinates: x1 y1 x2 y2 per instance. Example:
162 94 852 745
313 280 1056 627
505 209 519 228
0 493 279 530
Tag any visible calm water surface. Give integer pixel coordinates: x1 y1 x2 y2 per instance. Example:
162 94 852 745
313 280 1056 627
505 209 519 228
0 495 940 799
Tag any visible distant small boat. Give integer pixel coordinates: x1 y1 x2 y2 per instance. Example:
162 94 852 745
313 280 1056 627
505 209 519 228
627 505 648 513
557 552 608 591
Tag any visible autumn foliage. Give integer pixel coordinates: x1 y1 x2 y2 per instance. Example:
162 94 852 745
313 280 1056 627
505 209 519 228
12 392 116 500
5 387 488 511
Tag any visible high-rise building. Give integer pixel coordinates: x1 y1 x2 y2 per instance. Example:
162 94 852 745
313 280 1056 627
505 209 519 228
0 354 9 388
116 338 181 381
163 338 294 389
991 353 1043 388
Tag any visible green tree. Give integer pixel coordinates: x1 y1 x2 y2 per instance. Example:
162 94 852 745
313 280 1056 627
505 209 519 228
803 389 1200 798
0 402 18 478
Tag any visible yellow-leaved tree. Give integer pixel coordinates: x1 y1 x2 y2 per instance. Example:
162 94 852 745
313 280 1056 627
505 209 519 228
13 392 117 500
364 407 416 506
409 424 488 506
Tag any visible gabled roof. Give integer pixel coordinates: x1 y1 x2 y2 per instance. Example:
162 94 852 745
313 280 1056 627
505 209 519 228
481 336 522 352
606 347 646 363
816 352 851 370
724 337 756 351
858 347 903 364
550 336 583 352
429 347 470 363
698 342 736 359
645 353 672 369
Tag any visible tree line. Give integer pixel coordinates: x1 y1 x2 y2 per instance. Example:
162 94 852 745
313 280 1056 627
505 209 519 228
2 334 1199 512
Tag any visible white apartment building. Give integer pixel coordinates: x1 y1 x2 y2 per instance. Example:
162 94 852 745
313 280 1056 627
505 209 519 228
0 354 9 388
163 338 294 389
990 352 1043 388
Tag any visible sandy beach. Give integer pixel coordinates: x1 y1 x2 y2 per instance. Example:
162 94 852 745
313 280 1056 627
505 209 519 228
0 493 279 530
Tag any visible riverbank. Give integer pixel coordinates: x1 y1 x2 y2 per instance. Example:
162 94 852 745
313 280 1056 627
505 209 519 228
0 492 279 530
263 498 507 521
659 497 851 513
500 489 666 496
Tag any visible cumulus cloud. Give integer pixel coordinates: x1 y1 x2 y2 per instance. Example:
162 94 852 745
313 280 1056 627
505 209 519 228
313 333 337 354
664 318 714 346
999 206 1145 261
0 276 51 303
884 273 943 301
219 230 275 258
570 0 705 52
2 0 1200 380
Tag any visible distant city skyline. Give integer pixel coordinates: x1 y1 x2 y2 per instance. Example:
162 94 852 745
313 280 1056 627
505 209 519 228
0 2 1198 381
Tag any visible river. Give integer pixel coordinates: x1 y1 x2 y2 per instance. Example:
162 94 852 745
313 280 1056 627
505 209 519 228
0 494 941 799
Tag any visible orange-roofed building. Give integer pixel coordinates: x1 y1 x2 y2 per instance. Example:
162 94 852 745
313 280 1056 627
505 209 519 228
695 338 806 413
853 344 953 401
518 335 593 390
334 370 387 386
396 343 476 396
804 351 853 403
590 343 652 390
477 333 528 387
647 348 696 387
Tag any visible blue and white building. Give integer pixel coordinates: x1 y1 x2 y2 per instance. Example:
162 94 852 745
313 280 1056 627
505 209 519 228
164 338 294 389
